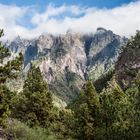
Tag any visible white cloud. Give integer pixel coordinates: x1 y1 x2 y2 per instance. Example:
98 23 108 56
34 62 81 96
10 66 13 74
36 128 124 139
0 1 140 40
31 4 87 26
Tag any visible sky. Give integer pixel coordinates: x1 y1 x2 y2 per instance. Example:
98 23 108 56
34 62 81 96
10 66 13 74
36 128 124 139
0 0 139 40
0 0 134 8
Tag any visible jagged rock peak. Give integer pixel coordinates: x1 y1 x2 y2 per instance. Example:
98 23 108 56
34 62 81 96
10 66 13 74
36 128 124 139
96 27 113 35
14 36 22 43
97 27 107 32
66 29 74 34
5 27 127 103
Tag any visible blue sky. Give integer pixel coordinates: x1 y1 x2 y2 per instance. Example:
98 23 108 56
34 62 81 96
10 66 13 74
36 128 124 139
0 0 134 8
0 0 139 40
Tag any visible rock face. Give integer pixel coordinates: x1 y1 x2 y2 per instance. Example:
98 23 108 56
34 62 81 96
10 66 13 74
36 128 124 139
6 28 127 103
115 32 140 89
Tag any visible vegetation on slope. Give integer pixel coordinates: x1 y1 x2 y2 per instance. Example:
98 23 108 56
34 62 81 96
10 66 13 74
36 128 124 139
115 30 140 89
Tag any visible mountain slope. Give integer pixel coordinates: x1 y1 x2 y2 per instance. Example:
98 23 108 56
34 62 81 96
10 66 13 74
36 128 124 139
115 31 140 89
5 28 127 103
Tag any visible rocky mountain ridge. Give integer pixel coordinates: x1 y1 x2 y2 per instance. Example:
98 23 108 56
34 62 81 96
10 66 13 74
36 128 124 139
5 28 127 103
115 31 140 89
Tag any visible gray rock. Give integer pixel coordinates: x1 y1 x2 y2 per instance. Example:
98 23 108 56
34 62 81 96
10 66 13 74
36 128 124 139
5 28 127 103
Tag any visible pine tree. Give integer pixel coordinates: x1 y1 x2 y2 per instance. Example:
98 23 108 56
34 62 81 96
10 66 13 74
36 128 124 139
126 72 140 138
0 29 23 126
72 81 100 140
0 85 14 126
0 31 23 83
100 79 132 139
13 66 53 127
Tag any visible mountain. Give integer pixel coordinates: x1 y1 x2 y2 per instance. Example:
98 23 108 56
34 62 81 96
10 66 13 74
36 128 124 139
115 31 140 90
5 28 127 104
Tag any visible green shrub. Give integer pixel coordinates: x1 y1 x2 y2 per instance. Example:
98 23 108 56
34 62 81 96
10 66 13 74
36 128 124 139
5 119 57 140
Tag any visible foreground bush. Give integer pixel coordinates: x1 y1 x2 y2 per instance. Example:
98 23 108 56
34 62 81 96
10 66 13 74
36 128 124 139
4 119 56 140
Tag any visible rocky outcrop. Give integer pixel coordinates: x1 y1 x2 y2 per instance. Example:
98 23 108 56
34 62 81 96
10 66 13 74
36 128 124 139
115 32 140 89
6 28 127 103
